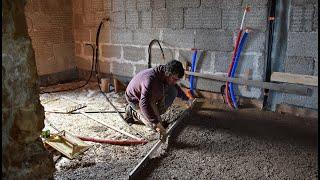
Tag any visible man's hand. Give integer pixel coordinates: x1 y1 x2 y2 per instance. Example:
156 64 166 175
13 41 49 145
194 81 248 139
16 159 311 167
155 123 167 142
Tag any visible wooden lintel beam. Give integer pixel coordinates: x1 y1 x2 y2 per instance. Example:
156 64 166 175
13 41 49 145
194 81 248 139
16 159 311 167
271 72 318 87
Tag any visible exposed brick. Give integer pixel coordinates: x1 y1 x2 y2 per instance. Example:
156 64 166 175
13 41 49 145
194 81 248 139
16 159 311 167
166 0 200 8
74 28 91 42
140 10 152 29
75 56 92 70
195 29 233 51
285 56 315 75
62 28 74 42
135 64 149 74
126 10 139 29
101 45 121 58
112 0 125 12
168 8 184 29
104 0 112 12
151 0 165 9
73 13 84 29
84 43 95 56
72 0 83 13
152 8 168 28
111 62 134 77
123 46 146 62
83 0 92 13
111 11 126 28
51 43 75 72
110 29 133 44
92 0 105 12
32 27 64 45
83 11 106 28
287 32 318 57
75 43 83 56
94 24 111 43
162 29 195 48
132 29 160 45
137 0 151 10
126 0 137 11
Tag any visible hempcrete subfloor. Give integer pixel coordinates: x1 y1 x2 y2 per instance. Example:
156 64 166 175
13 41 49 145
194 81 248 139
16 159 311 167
40 81 187 179
40 81 318 180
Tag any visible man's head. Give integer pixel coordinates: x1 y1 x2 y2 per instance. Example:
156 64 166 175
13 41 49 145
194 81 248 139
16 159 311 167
164 60 184 85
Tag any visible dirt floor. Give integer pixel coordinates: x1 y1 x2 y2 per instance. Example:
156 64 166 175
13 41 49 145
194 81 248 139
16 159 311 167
40 81 318 180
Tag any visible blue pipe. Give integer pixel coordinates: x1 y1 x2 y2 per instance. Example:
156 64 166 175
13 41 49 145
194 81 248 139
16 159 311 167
229 30 249 109
189 50 198 96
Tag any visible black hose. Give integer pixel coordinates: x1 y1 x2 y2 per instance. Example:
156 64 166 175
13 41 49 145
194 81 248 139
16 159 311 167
40 44 96 94
148 39 165 68
262 0 276 110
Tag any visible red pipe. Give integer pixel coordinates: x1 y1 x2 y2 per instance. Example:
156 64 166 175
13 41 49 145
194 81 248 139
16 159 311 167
77 136 148 146
225 29 243 109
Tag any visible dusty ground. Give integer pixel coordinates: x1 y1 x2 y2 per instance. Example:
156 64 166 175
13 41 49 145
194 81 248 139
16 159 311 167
40 81 187 180
40 81 318 180
141 101 318 179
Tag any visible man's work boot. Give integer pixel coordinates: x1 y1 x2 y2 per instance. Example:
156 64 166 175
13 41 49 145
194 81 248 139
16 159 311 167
124 104 134 124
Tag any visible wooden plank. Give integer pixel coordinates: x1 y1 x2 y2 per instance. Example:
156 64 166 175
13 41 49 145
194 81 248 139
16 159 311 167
184 71 312 96
79 111 142 140
271 72 318 86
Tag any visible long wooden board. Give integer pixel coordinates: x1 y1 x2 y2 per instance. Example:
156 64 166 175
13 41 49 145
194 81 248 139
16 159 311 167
271 72 318 86
184 71 312 96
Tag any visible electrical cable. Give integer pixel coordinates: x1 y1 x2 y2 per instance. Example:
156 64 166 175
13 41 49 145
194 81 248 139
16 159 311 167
148 39 165 68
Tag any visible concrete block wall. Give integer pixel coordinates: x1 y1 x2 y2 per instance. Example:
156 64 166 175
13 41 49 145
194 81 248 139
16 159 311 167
269 0 318 111
25 0 76 79
74 0 268 98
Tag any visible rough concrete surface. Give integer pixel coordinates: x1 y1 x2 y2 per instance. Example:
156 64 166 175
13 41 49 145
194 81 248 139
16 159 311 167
141 102 318 179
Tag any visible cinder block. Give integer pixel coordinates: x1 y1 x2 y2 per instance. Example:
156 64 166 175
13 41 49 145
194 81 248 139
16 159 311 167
166 0 200 8
245 7 268 30
104 0 112 12
150 48 175 65
111 11 126 28
83 12 105 28
242 31 266 53
291 0 318 6
73 13 84 29
83 0 92 13
123 46 146 62
168 8 184 29
137 0 151 10
111 62 134 77
235 53 265 79
126 10 139 29
184 8 202 29
289 5 314 32
284 56 314 75
53 43 75 71
162 29 195 48
201 0 223 7
111 29 133 44
242 0 268 7
224 0 242 7
126 0 137 11
135 64 149 74
279 86 318 109
62 27 73 42
140 10 152 29
195 29 233 51
314 58 318 76
213 51 232 73
202 7 222 29
313 5 318 31
287 32 318 57
112 0 125 12
101 45 121 58
132 29 160 45
222 8 242 30
179 50 213 72
75 56 93 71
152 8 168 28
151 0 165 9
74 28 91 42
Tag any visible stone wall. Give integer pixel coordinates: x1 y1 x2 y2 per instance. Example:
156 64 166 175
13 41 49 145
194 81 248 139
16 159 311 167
2 0 54 179
25 0 77 86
